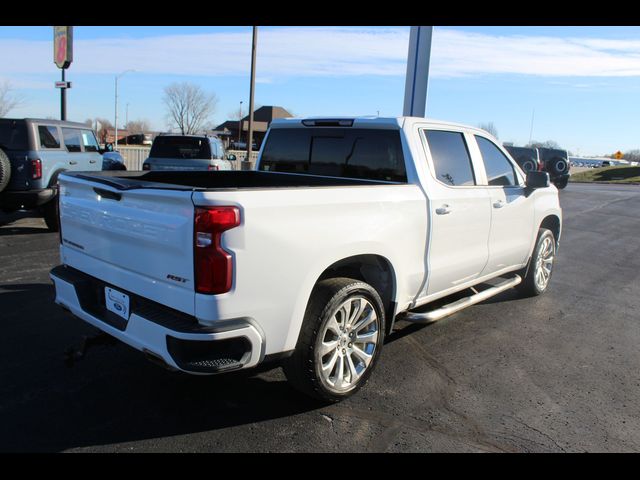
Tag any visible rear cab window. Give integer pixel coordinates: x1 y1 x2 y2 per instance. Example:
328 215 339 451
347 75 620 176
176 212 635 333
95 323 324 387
38 125 61 149
423 130 476 187
259 127 407 182
150 136 212 159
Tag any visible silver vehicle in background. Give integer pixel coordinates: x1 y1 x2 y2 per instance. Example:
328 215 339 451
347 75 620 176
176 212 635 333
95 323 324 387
142 134 237 171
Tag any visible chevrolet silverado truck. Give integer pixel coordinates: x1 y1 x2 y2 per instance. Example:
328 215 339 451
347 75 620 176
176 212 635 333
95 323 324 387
50 117 561 402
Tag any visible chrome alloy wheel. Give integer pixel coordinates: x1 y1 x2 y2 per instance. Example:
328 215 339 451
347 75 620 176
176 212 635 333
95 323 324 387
316 296 379 392
534 235 555 291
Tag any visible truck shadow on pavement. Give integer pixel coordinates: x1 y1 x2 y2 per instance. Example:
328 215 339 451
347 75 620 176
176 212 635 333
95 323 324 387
0 282 325 452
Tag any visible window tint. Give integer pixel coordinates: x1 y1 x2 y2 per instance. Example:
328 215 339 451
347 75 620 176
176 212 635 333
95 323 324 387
424 130 475 186
62 128 82 152
81 130 100 152
0 120 28 150
38 126 61 149
149 136 211 159
476 136 517 186
260 128 407 182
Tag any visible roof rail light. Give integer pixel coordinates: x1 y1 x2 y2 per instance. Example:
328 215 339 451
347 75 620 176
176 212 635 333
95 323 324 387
301 119 354 127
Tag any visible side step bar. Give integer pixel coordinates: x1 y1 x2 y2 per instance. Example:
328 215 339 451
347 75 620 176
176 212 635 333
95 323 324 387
400 275 522 324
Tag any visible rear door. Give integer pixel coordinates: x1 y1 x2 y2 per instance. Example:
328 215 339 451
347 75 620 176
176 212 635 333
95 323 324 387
421 129 492 296
61 127 98 172
58 174 197 314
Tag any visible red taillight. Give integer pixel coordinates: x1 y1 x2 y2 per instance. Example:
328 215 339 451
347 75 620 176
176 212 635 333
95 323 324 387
31 159 42 179
208 164 219 171
194 206 240 294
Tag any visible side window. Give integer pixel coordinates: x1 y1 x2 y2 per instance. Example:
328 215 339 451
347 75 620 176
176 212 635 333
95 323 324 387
38 126 61 149
475 136 517 186
61 128 82 153
81 130 100 152
424 130 476 186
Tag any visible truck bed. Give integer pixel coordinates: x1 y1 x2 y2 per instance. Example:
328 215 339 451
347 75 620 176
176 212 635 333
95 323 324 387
65 170 398 192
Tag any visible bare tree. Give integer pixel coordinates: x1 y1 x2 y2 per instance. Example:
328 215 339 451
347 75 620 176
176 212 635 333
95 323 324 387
478 122 498 139
125 119 151 134
163 82 218 135
527 140 561 149
623 149 640 162
93 117 113 144
0 81 25 117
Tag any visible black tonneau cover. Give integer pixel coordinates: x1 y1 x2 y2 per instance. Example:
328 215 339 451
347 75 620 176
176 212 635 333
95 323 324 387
63 170 398 192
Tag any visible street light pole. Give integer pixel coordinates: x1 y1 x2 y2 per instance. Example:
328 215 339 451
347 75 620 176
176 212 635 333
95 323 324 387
114 69 134 150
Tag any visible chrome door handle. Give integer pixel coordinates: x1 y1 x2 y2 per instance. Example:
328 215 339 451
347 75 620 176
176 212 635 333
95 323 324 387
493 200 505 209
69 161 77 165
435 204 451 215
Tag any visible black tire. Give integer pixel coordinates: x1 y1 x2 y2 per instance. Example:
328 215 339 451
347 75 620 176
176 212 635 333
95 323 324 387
517 156 538 173
546 156 568 176
517 228 556 298
0 149 11 193
42 195 59 232
283 277 386 403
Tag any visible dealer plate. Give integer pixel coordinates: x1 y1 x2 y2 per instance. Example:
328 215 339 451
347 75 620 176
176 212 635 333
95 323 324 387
105 286 130 321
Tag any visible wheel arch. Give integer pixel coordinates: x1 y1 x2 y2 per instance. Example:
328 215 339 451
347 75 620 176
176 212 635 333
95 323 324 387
315 254 398 337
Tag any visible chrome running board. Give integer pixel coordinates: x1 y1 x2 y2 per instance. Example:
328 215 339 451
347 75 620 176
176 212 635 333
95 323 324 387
401 275 522 324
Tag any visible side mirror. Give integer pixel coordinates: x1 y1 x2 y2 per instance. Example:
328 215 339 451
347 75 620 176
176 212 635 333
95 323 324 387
227 154 237 161
526 171 550 189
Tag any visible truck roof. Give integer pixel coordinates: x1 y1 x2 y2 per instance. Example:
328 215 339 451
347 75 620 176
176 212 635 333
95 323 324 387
1 118 91 128
270 116 491 135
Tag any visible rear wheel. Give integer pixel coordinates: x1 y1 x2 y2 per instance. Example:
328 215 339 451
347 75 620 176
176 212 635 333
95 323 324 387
283 277 385 402
0 149 11 193
517 228 556 297
517 155 538 173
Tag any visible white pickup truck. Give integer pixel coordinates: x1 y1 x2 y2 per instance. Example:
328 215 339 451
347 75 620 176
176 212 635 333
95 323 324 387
50 117 561 402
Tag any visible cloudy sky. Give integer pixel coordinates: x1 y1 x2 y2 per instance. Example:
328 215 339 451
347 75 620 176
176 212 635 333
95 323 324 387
2 26 640 155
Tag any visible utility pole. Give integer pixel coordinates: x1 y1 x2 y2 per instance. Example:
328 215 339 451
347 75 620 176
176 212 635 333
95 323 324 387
125 102 129 145
238 100 243 145
246 26 258 168
403 26 433 117
114 69 134 150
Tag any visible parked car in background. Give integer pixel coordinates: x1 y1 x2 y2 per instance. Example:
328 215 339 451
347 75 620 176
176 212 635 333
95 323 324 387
537 147 570 189
503 146 541 173
102 149 127 171
0 118 102 230
142 134 237 171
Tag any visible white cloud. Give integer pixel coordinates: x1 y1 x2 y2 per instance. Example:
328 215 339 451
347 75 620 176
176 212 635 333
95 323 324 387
2 27 640 80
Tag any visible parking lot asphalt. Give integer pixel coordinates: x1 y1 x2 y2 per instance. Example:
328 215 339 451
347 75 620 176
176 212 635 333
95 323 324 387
1 183 640 452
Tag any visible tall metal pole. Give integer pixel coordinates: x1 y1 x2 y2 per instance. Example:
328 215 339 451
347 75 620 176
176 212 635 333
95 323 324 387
61 69 67 120
528 108 535 145
403 26 433 117
238 100 243 145
115 76 119 149
246 26 258 166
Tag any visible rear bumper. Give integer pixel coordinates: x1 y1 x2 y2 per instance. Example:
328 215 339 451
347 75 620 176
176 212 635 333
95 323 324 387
0 188 56 210
50 265 265 374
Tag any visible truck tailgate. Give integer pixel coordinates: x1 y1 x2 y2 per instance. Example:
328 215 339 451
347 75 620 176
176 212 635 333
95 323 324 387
58 174 196 315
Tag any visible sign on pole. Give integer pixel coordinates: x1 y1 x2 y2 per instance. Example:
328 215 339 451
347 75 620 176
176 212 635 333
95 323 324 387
403 26 433 118
614 150 623 160
53 26 73 69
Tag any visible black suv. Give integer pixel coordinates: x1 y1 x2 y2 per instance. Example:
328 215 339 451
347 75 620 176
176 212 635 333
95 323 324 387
504 145 570 189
